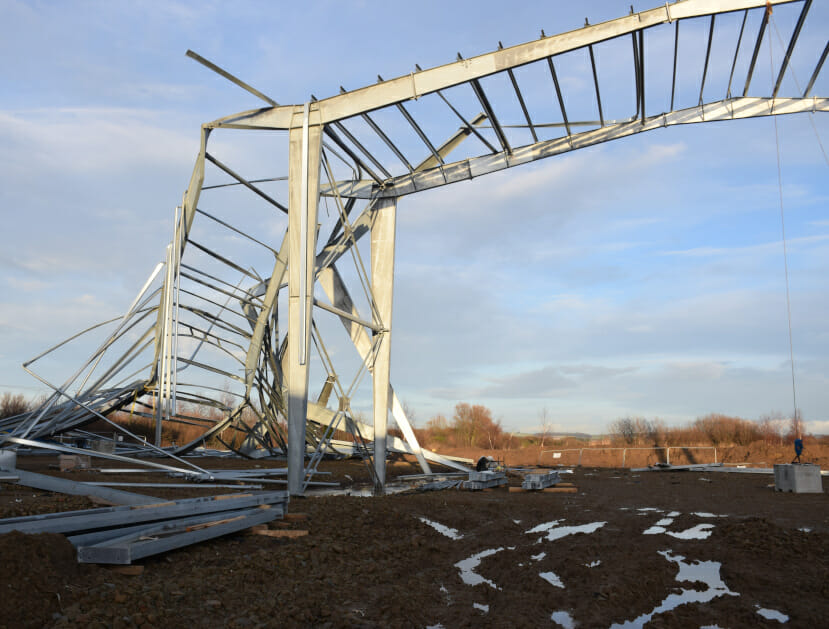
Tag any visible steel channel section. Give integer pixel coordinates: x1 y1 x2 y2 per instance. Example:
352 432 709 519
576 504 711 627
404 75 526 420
287 105 323 495
370 198 397 491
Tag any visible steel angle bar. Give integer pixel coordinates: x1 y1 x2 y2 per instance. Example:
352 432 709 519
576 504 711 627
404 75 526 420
773 0 812 98
638 29 645 124
469 78 511 153
202 175 287 191
804 41 829 97
393 99 446 172
313 298 383 332
194 208 280 255
177 287 252 324
727 11 749 98
326 120 392 180
427 81 498 154
588 45 604 127
500 46 538 141
414 112 488 172
743 4 771 96
204 153 288 213
179 271 262 309
699 15 716 105
0 489 288 535
9 469 159 506
181 264 263 303
186 240 262 282
357 107 416 173
174 357 245 381
546 57 571 136
177 303 252 338
186 50 278 107
671 20 680 110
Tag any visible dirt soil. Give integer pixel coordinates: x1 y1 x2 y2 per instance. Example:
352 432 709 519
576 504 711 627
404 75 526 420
0 455 827 628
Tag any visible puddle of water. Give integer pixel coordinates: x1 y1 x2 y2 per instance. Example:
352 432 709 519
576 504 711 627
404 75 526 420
798 527 812 533
526 520 606 542
455 547 504 589
540 571 564 588
513 519 522 524
692 512 727 518
610 550 737 628
551 610 576 628
418 516 463 540
585 560 601 567
636 508 662 514
655 518 674 526
473 602 489 613
756 605 788 623
667 511 680 517
531 552 546 561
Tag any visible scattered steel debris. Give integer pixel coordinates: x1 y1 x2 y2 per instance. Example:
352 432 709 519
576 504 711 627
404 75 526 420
0 491 288 564
2 0 825 498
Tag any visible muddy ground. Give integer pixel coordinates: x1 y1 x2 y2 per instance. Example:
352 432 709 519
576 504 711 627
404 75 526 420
0 455 826 628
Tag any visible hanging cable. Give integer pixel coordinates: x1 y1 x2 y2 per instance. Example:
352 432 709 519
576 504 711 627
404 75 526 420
769 20 799 435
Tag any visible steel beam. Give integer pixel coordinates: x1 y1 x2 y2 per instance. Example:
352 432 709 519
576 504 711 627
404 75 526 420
208 0 800 130
287 104 323 495
323 97 828 199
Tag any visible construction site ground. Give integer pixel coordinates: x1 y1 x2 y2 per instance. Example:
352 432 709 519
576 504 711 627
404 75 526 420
0 455 826 628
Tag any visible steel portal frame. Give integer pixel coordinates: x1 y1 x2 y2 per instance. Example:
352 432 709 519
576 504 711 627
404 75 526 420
2 0 826 495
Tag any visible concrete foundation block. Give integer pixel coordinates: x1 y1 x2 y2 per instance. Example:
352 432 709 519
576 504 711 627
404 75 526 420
774 463 823 493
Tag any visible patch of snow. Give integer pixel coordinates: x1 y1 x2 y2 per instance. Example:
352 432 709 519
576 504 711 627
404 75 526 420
513 519 522 524
643 523 715 540
798 527 812 533
692 512 727 518
667 511 680 517
636 507 662 514
585 560 601 568
551 610 577 628
540 571 565 588
531 552 546 561
698 477 712 482
455 547 504 589
610 551 737 628
418 517 463 540
756 606 788 623
473 602 489 613
526 520 606 541
655 518 674 526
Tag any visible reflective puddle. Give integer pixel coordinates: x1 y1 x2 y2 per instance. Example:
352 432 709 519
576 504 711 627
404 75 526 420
417 516 463 540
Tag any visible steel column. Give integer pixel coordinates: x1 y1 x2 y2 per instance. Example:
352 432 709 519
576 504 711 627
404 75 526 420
287 104 323 496
370 197 397 491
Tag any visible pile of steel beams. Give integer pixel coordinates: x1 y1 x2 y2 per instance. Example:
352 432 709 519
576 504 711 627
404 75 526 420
0 491 288 564
463 470 508 491
521 471 561 491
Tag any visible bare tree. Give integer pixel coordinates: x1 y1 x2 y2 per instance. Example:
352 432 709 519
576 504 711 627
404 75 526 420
0 392 30 419
538 407 553 450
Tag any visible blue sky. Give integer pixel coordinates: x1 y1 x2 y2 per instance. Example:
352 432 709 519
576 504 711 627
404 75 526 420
1 0 827 435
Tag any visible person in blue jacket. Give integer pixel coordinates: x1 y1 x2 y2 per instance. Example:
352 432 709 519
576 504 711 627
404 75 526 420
792 438 803 464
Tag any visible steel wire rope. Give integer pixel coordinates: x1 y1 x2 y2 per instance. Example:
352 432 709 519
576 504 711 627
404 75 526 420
768 18 800 435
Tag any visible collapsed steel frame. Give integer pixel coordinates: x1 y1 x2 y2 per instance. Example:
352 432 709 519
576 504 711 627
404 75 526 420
2 0 826 495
